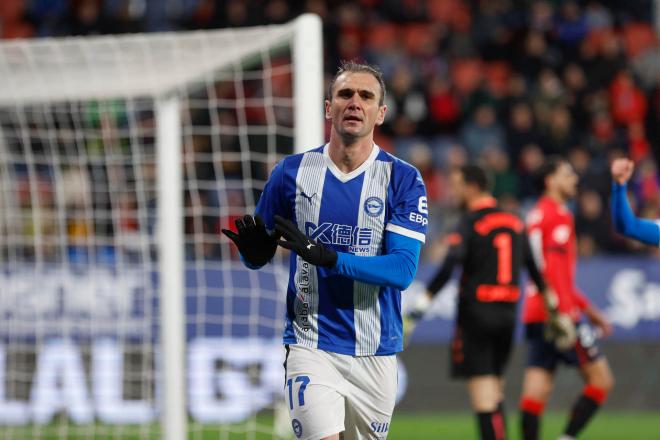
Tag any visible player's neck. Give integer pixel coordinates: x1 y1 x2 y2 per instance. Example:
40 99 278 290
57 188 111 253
544 190 567 206
327 136 375 173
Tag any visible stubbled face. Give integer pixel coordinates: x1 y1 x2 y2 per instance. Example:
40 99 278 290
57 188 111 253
325 72 386 141
550 162 579 200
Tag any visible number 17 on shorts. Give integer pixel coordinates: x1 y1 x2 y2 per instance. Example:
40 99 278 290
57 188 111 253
284 345 397 440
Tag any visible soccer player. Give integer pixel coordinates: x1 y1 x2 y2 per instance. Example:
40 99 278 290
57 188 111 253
406 165 555 440
610 157 660 246
519 158 614 440
222 61 427 440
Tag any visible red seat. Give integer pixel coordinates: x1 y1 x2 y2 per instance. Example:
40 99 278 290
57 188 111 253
451 59 483 96
622 22 656 59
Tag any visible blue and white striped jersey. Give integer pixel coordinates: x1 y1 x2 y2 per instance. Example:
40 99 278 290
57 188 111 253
256 144 428 356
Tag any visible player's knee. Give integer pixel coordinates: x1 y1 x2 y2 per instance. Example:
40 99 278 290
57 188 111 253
587 362 615 394
522 370 553 402
596 368 615 394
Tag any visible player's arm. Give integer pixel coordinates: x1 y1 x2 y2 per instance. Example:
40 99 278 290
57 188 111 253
426 229 467 297
610 158 660 246
574 287 613 337
333 231 421 290
528 223 577 349
222 161 285 269
275 215 421 290
522 232 547 295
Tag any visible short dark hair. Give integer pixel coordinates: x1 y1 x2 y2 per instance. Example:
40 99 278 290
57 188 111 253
535 156 565 193
327 60 387 106
460 165 490 192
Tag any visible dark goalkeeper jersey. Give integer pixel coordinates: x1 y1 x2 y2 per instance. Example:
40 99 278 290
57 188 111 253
427 197 546 327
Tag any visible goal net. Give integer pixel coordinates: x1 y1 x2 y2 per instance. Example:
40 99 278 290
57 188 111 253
0 14 322 440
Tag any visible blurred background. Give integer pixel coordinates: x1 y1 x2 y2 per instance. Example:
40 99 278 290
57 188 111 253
3 0 660 260
1 0 660 439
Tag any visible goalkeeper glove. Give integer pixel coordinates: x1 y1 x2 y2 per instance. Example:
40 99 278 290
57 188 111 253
274 215 338 268
221 214 278 267
542 287 577 351
540 287 577 351
544 312 577 351
403 291 432 346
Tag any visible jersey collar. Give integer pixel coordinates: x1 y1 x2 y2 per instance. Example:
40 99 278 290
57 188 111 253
469 196 497 212
323 143 380 183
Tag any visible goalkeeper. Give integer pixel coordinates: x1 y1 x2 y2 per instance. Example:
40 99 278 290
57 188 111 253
519 158 614 440
405 165 558 440
223 61 427 440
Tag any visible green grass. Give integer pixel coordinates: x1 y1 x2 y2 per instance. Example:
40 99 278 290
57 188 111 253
1 412 657 439
389 412 660 439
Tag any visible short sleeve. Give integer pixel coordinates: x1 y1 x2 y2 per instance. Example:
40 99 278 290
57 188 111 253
385 165 428 243
255 160 286 232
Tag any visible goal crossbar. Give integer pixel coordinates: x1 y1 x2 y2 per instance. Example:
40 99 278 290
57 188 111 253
0 27 292 105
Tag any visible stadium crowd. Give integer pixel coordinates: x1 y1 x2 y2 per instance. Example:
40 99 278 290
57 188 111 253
2 0 660 261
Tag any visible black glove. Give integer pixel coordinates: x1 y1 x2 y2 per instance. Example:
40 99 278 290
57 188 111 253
274 215 338 268
221 214 278 267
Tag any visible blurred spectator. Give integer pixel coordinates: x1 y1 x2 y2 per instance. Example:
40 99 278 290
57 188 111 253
506 101 539 167
517 144 545 202
382 66 428 138
609 70 648 126
427 74 461 134
541 106 577 156
556 1 588 55
4 0 660 260
459 104 505 158
575 189 619 256
58 0 112 36
481 146 518 202
0 0 34 38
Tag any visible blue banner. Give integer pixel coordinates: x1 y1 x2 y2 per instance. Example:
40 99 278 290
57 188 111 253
408 256 660 343
2 257 659 342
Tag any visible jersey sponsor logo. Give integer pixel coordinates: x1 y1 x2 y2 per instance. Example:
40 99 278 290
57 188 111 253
305 222 373 253
292 418 303 438
552 224 571 244
417 196 428 214
370 421 390 434
408 196 429 226
299 191 316 205
364 196 384 217
295 262 312 332
408 211 428 226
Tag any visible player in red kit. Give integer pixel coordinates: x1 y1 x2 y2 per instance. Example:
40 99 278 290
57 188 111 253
519 158 614 440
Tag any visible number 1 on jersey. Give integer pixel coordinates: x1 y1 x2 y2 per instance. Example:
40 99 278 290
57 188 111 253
493 233 512 284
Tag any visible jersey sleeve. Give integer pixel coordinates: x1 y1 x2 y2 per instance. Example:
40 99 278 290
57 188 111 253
426 220 469 295
522 230 547 293
255 160 287 232
611 182 660 247
333 230 421 291
385 165 428 243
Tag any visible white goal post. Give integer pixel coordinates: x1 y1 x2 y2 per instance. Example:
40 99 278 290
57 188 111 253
0 13 322 440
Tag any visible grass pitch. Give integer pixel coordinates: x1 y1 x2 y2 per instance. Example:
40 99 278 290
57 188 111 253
1 411 657 439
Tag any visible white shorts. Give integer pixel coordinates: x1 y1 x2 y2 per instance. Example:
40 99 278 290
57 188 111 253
283 344 397 440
